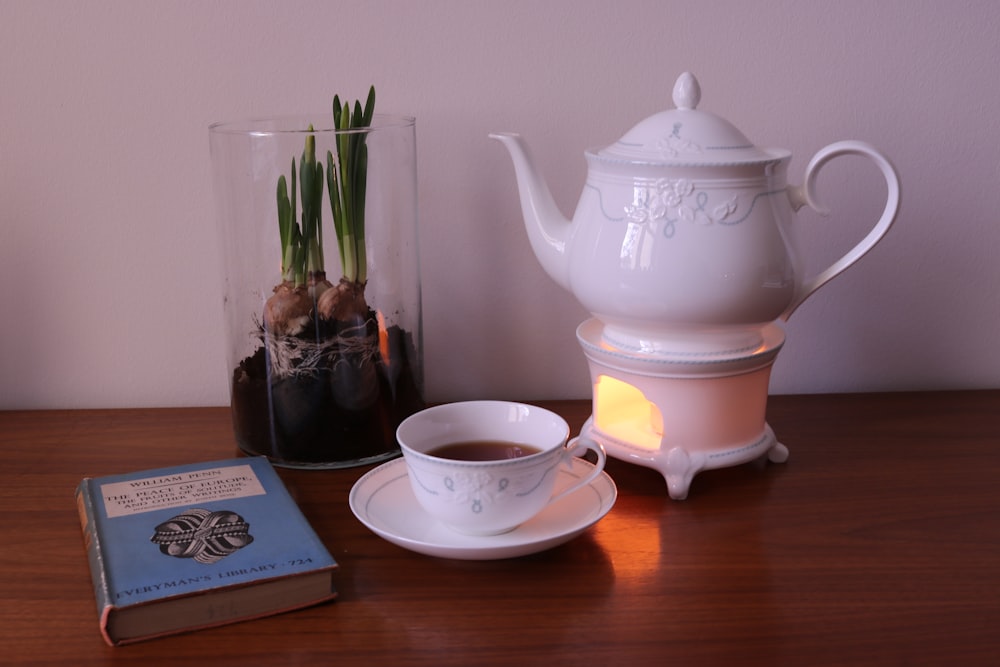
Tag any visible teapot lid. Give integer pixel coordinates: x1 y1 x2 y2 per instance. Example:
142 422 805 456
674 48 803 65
592 72 785 166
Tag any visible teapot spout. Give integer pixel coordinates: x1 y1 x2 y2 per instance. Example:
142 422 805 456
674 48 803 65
490 132 572 291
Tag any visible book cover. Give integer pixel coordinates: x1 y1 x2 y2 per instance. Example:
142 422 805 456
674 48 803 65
75 456 338 646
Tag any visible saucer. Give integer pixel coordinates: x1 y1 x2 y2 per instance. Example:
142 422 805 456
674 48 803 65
349 457 617 560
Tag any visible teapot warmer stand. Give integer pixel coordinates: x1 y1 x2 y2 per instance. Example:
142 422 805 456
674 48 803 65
575 318 789 500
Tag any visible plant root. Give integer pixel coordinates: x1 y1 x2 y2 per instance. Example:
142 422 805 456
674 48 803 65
260 331 336 380
258 316 380 381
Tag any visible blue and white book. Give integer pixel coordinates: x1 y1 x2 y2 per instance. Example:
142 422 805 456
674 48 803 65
75 456 337 645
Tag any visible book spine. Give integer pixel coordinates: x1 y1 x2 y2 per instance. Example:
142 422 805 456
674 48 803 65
75 479 116 646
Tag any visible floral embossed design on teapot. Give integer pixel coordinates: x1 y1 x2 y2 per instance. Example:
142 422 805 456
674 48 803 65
491 72 900 358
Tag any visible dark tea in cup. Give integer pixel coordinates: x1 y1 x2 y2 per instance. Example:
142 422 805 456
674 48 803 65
426 440 542 461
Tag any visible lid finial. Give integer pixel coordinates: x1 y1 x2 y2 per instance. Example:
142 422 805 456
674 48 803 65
673 72 701 110
595 71 778 164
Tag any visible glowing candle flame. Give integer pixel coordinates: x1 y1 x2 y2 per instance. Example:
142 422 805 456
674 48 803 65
376 310 391 366
593 375 663 451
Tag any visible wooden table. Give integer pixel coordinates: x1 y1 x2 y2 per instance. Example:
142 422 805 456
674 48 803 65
2 391 999 665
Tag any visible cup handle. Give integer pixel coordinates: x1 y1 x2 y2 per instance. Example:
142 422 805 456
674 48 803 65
781 140 901 321
548 436 607 505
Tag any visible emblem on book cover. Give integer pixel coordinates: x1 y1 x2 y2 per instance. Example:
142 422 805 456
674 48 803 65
150 508 254 564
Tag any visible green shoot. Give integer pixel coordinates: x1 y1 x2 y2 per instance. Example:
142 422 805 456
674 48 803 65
273 87 374 311
276 127 325 288
327 85 375 285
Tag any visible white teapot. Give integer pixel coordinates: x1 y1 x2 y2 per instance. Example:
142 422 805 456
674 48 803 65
491 72 900 357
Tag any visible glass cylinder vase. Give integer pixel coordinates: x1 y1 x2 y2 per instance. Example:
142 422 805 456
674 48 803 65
210 114 424 468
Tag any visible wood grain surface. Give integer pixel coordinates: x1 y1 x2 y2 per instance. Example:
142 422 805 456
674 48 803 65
2 391 998 665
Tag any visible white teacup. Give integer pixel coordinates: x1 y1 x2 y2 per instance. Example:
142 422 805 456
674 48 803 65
396 401 607 536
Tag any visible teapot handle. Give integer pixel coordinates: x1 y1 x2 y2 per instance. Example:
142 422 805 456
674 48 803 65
781 140 901 321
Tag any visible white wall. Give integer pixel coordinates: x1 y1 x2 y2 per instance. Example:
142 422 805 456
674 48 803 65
2 0 998 409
